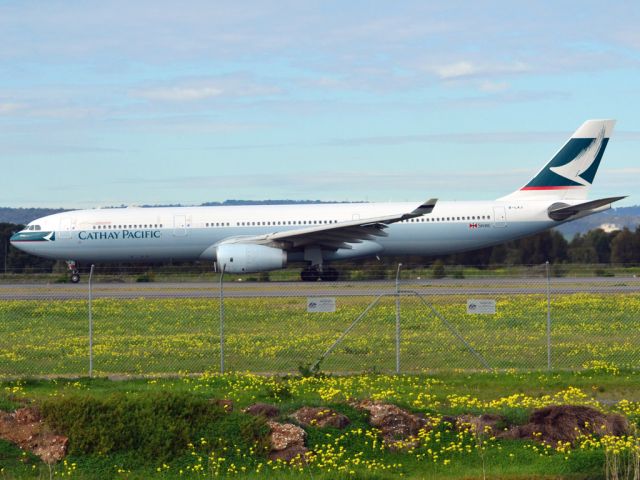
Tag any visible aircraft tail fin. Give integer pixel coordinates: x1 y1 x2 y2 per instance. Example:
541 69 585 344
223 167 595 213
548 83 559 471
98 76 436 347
499 119 616 201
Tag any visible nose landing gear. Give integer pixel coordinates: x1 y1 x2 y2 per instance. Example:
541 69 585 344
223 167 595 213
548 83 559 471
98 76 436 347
66 260 81 283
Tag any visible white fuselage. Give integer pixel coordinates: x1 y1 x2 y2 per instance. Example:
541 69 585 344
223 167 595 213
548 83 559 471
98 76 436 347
11 199 569 263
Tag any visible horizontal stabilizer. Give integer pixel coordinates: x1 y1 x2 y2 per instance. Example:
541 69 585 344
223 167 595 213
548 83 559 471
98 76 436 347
548 196 626 221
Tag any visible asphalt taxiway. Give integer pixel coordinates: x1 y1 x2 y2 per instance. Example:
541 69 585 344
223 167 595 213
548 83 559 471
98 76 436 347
0 276 637 300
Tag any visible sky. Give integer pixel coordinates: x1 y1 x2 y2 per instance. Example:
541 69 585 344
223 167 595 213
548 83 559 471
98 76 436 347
1 0 639 208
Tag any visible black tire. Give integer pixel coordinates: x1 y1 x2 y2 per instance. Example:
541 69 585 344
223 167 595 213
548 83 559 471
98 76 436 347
321 267 339 282
300 268 320 282
70 273 81 283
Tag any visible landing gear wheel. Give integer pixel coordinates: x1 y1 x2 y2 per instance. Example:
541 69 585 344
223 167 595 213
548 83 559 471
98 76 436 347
301 267 320 282
66 260 80 284
320 267 339 282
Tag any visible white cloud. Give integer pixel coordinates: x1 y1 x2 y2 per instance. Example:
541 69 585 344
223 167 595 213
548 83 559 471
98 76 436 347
137 86 224 102
433 61 477 79
479 80 510 93
426 60 530 80
134 75 283 103
0 103 23 114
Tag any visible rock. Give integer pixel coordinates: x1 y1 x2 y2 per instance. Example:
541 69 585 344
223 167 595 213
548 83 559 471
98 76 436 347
354 400 428 449
291 407 350 429
32 436 68 465
267 421 307 462
0 408 68 464
268 444 308 463
501 405 628 444
243 403 280 418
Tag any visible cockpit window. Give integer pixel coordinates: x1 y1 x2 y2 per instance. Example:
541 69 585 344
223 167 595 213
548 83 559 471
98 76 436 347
26 225 41 231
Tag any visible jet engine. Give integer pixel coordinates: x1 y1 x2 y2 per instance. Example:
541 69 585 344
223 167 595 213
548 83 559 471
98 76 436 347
215 243 287 273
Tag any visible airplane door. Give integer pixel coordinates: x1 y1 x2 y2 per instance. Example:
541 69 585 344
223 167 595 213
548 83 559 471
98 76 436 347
58 218 75 239
493 206 507 228
173 215 187 236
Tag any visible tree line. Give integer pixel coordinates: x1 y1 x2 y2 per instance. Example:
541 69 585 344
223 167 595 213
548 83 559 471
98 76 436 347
1 222 639 274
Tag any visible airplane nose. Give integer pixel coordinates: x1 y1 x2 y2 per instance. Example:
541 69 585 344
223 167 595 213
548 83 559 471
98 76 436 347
9 232 21 245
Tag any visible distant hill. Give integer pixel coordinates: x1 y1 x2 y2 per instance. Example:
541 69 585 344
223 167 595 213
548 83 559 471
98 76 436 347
0 200 361 224
0 207 68 225
554 205 640 238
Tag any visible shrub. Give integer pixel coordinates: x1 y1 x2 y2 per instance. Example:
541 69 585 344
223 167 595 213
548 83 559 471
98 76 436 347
39 392 231 461
431 260 446 279
135 271 155 282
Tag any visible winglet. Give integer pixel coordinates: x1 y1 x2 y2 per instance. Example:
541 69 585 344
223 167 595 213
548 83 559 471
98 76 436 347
409 198 438 217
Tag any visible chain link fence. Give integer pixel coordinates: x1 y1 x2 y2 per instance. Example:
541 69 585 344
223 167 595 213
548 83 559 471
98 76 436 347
0 264 638 378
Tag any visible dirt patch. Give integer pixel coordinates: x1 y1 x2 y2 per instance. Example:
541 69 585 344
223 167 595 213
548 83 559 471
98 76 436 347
291 407 350 429
354 400 428 449
501 405 628 444
267 421 307 462
243 403 280 418
0 408 67 464
457 413 505 435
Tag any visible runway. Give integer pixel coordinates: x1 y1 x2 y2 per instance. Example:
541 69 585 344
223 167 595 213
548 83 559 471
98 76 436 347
0 276 638 300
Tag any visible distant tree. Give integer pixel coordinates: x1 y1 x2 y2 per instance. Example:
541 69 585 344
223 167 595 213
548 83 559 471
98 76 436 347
580 229 615 263
568 233 597 264
488 244 507 265
610 228 635 265
0 223 56 273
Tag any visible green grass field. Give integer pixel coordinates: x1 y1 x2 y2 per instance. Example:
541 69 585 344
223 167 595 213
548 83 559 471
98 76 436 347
1 370 640 479
0 292 639 377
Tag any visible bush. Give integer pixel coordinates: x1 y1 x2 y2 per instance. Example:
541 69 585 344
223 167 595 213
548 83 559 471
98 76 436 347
431 260 446 279
594 268 614 277
452 269 465 279
551 264 567 277
39 392 239 461
135 271 155 282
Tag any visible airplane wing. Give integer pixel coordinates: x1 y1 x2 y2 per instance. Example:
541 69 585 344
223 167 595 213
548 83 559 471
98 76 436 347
219 198 437 250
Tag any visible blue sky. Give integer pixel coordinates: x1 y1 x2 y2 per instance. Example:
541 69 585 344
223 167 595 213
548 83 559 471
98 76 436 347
1 0 639 208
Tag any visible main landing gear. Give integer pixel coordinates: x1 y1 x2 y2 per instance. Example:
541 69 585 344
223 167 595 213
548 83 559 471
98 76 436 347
300 266 339 282
66 260 81 283
300 246 338 281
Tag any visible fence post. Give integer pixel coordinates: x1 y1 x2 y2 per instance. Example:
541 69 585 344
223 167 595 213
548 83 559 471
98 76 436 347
219 264 226 374
88 264 95 378
395 263 402 374
546 261 551 371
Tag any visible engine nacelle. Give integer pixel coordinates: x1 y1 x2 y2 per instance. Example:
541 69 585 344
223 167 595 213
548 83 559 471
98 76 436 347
216 243 287 273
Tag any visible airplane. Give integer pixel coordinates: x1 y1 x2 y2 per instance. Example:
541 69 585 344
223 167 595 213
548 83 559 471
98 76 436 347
11 119 625 283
